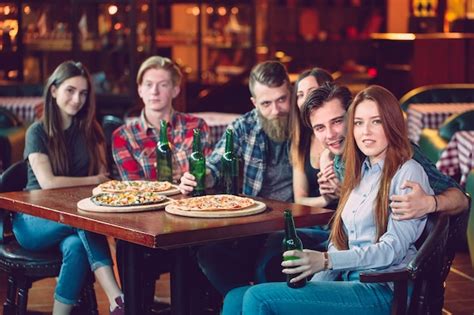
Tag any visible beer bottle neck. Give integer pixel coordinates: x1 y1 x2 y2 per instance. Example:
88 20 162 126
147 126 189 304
193 131 202 152
284 211 297 239
225 131 233 153
159 120 169 144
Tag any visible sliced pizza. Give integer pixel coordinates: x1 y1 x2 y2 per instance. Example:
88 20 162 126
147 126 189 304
91 191 168 207
172 194 255 211
97 180 172 193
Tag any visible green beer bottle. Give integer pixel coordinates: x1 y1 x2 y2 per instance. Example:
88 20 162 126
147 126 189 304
220 129 239 195
189 128 206 196
156 120 172 182
282 209 306 288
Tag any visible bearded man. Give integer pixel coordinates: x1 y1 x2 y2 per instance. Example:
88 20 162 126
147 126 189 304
179 60 293 201
178 61 293 297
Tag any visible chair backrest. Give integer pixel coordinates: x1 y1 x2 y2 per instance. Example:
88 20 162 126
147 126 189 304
101 115 124 177
407 213 449 315
466 170 474 270
407 206 470 315
399 84 474 112
438 110 474 141
0 107 22 128
0 160 28 243
101 115 124 145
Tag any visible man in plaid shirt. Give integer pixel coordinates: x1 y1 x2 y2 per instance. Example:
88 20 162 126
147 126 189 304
112 56 212 182
179 61 295 296
179 61 293 201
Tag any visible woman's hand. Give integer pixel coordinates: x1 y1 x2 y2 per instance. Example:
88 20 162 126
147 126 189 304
281 249 326 284
318 164 341 198
96 172 110 184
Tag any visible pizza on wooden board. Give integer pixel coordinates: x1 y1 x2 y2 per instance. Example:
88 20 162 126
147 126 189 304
172 195 255 211
91 191 168 207
97 180 172 193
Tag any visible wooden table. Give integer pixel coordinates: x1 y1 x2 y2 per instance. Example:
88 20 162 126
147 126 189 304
406 103 474 144
0 186 334 315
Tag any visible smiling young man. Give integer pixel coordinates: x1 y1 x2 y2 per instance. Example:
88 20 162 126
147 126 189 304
302 82 469 219
112 56 212 182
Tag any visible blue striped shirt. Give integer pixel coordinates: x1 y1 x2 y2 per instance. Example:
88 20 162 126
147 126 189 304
312 158 432 282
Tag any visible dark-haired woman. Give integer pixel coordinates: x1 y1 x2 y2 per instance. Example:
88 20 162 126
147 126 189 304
12 61 124 315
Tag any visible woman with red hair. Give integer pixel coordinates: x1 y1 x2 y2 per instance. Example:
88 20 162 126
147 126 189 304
224 85 434 315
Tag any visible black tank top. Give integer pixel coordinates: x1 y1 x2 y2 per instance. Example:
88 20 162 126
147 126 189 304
304 150 320 198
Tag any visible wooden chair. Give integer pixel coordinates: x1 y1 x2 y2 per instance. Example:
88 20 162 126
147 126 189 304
0 160 98 315
360 209 469 315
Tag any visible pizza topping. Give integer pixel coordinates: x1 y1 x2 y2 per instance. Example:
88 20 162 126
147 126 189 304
91 192 167 207
172 195 255 211
97 180 172 193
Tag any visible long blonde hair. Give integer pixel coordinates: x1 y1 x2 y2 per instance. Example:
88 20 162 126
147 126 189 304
42 61 106 176
330 85 412 250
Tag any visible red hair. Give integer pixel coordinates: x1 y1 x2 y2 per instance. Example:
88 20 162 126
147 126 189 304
330 85 412 250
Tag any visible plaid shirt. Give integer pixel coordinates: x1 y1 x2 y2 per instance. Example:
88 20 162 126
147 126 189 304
112 110 212 182
207 109 290 197
334 143 462 194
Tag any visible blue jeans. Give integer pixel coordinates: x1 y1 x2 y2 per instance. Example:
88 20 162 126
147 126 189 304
223 281 393 315
12 213 113 305
197 228 330 296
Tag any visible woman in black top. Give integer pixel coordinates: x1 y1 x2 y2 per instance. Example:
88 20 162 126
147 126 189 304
13 61 124 315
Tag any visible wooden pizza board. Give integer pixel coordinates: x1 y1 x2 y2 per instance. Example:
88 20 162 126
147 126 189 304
91 184 180 197
77 197 172 213
164 200 267 218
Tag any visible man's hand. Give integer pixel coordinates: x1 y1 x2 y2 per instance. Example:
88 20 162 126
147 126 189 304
390 180 436 220
281 249 326 283
178 172 196 195
318 163 341 199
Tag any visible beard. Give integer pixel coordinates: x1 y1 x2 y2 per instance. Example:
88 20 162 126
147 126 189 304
257 110 290 142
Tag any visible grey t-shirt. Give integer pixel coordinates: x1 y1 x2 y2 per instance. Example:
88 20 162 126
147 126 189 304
258 139 293 202
24 121 90 190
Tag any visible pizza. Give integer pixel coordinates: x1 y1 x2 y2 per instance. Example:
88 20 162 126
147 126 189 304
97 180 172 193
91 191 168 207
172 194 255 211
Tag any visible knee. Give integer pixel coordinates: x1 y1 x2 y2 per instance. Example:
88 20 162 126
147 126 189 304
222 286 251 315
60 236 88 265
242 286 268 314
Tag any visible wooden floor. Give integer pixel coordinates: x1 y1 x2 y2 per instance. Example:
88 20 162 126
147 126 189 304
1 250 473 315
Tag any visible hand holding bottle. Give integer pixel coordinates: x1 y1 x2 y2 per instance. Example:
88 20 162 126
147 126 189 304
178 171 214 195
178 172 197 195
281 249 328 284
